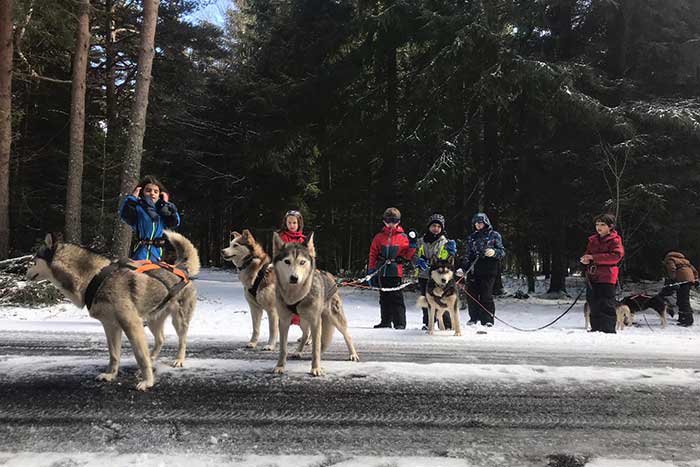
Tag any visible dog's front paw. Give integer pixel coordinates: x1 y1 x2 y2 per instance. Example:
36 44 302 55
273 366 286 374
349 353 360 362
310 367 325 376
454 331 462 337
135 380 153 391
96 372 117 382
246 341 258 349
291 352 303 359
262 344 275 351
172 358 185 368
428 330 434 335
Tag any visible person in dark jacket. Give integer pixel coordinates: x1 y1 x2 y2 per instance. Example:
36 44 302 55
457 213 505 327
580 213 624 333
119 175 180 262
663 251 698 327
367 207 417 329
413 213 457 330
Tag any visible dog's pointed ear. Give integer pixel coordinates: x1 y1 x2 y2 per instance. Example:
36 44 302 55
430 256 438 266
306 232 315 259
241 229 254 243
272 232 285 258
45 232 61 248
230 231 241 241
448 255 455 267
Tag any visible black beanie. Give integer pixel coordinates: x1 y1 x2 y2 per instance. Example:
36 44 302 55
427 213 445 230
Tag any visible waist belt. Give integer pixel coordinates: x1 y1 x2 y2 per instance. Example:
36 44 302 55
138 238 167 247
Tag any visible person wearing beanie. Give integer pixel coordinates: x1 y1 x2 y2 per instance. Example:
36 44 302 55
580 213 624 333
663 251 697 327
458 212 505 327
367 207 417 329
414 213 457 330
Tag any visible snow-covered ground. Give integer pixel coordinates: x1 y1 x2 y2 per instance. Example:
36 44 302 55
1 269 699 466
1 268 699 384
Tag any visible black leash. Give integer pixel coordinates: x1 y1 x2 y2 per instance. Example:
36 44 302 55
457 281 586 332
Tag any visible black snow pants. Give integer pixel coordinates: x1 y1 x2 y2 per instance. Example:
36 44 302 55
467 274 496 325
589 282 617 333
378 276 406 328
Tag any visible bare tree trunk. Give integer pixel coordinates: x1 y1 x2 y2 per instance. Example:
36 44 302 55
65 0 91 243
0 0 13 259
111 0 159 257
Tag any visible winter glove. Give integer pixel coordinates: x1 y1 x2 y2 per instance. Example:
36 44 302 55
455 268 465 278
157 201 175 217
445 240 457 256
484 248 496 258
360 269 376 284
416 257 429 271
407 230 418 249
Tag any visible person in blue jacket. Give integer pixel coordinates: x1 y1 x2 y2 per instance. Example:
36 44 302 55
119 175 180 262
457 212 505 327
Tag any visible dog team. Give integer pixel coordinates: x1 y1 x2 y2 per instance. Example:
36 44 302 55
25 175 697 390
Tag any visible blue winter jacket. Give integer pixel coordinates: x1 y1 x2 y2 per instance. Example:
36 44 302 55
119 194 180 261
462 213 505 277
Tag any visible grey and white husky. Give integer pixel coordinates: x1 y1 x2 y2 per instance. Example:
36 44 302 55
26 230 200 391
221 230 280 350
271 232 359 376
417 256 462 336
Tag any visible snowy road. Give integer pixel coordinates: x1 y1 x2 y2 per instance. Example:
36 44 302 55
1 332 699 466
1 270 699 466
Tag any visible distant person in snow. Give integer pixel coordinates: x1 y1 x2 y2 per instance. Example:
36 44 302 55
119 175 180 262
580 213 624 333
413 213 457 330
367 207 417 330
277 209 306 330
457 213 506 327
662 250 698 327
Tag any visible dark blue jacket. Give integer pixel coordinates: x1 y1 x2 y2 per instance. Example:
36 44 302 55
462 213 505 277
119 194 180 261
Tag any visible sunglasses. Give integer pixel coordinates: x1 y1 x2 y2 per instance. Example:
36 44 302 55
383 217 401 224
285 210 301 217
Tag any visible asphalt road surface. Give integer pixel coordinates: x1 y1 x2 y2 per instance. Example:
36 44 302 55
0 330 698 467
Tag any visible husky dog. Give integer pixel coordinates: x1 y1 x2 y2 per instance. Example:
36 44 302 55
417 257 461 336
584 293 669 330
26 230 200 391
271 232 359 376
221 230 282 350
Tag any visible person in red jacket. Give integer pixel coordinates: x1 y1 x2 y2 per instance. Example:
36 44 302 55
278 210 305 327
367 207 416 329
580 213 624 333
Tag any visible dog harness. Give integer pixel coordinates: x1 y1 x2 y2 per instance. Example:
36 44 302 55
84 259 190 311
285 271 338 315
428 280 457 308
247 261 271 297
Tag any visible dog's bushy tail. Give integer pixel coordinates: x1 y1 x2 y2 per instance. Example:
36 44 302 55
164 230 201 277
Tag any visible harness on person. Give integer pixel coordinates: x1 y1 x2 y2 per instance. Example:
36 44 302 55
84 259 190 312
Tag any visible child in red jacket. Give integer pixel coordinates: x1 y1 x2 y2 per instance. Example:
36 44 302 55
367 207 416 329
279 210 306 327
580 213 624 333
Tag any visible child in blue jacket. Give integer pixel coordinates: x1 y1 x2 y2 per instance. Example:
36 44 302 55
119 175 180 262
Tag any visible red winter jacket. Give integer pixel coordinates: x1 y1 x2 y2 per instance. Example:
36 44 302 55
368 225 416 278
279 230 305 243
585 230 624 284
